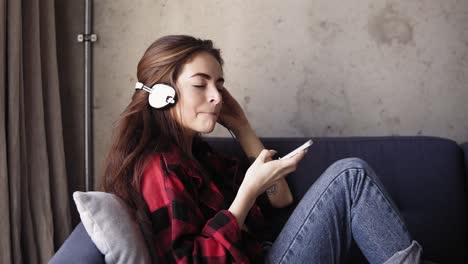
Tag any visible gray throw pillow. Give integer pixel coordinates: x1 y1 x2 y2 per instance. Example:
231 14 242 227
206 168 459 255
73 191 151 264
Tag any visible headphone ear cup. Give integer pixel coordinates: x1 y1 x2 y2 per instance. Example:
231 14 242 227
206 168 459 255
148 84 177 109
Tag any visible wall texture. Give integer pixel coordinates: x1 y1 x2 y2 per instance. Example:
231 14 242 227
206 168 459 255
93 0 468 183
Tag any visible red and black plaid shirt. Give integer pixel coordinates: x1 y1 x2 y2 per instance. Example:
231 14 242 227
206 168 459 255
141 139 271 263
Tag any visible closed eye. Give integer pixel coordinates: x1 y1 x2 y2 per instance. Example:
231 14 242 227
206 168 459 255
193 85 223 91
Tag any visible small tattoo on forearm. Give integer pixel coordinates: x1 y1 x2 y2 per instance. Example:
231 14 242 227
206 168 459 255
266 184 277 195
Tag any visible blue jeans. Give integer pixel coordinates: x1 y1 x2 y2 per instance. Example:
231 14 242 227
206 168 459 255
264 158 423 264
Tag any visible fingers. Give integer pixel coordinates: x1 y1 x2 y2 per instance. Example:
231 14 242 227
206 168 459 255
254 149 269 164
220 87 232 99
255 149 277 163
278 149 305 164
266 150 277 161
255 148 307 180
291 149 307 162
274 149 307 174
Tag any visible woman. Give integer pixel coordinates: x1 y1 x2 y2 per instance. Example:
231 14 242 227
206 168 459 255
101 35 424 263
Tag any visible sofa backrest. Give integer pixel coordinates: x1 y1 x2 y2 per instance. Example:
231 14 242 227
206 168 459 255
206 136 467 263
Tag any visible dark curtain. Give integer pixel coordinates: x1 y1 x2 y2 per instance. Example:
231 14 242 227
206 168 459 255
0 0 72 263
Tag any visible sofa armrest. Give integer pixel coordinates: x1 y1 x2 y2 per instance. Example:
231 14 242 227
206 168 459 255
49 223 104 264
462 141 468 214
462 142 468 177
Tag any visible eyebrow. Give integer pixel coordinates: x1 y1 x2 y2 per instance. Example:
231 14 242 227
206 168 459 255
190 73 225 83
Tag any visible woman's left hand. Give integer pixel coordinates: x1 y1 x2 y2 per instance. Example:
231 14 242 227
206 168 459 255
217 87 249 133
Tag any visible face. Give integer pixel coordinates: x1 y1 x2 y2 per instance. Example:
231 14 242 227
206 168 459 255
172 51 224 137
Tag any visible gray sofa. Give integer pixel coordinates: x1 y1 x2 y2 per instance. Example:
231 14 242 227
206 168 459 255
50 136 468 263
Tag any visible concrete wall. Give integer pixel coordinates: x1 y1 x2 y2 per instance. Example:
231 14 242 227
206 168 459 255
93 0 468 183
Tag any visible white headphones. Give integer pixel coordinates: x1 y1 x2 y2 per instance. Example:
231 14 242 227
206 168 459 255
135 82 177 109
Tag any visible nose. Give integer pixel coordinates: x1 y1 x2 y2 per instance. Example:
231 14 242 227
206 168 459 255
208 85 222 104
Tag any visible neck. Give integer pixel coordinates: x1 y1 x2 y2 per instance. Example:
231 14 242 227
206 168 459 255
182 130 195 158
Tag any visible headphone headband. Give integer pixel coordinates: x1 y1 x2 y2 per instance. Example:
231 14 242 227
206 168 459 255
135 82 153 93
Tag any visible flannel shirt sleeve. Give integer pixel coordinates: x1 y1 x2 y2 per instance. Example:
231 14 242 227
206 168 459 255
141 156 249 264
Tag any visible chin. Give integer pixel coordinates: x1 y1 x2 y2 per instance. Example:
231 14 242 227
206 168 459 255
198 124 216 134
202 127 216 134
192 119 217 134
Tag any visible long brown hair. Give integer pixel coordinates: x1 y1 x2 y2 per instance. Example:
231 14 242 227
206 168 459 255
100 35 224 248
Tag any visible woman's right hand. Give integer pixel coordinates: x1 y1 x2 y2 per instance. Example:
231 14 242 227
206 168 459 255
239 149 307 199
228 149 306 228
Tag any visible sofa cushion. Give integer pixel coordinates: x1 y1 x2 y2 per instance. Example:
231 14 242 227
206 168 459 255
205 136 467 263
49 223 104 264
72 191 151 264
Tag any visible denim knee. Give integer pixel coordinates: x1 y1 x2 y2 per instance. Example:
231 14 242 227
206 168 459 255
331 157 371 171
330 157 389 190
328 157 380 181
